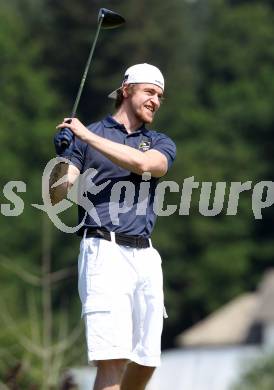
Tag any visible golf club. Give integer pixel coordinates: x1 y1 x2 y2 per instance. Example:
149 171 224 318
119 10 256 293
59 8 125 149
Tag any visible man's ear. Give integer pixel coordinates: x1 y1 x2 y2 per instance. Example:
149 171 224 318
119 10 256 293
122 84 131 98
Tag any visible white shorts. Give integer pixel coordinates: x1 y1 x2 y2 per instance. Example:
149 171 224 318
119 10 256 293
77 235 167 367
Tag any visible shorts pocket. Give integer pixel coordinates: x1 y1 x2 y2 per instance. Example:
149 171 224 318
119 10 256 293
85 296 114 351
151 247 162 264
87 238 102 276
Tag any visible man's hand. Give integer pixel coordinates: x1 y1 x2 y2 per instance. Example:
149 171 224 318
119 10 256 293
56 118 90 143
49 162 80 205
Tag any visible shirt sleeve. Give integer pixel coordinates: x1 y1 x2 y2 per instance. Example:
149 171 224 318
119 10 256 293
151 132 176 170
68 137 87 172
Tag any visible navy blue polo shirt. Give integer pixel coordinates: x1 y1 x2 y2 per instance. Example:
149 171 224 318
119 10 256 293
69 115 176 237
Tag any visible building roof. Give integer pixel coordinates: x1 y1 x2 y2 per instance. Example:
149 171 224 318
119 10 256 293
177 269 274 348
176 293 259 347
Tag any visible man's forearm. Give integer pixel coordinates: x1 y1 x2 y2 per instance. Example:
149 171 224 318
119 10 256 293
85 132 146 174
86 132 167 177
49 162 70 205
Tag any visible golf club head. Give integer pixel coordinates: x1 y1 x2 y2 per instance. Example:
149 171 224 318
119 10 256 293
98 8 125 29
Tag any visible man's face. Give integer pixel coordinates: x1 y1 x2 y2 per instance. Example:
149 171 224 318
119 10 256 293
124 83 164 124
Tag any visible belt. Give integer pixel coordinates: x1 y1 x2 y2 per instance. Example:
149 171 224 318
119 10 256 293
83 227 151 249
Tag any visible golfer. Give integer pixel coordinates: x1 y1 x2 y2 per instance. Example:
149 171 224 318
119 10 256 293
52 63 176 390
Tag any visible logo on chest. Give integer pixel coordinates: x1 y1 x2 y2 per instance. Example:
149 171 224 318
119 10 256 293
138 140 151 152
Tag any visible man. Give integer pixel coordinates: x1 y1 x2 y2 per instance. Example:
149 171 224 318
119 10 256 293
51 63 176 390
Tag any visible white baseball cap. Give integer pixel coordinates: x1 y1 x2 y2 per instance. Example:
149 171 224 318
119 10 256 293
108 63 165 99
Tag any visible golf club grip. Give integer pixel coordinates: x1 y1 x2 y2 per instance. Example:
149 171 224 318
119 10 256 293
60 131 72 148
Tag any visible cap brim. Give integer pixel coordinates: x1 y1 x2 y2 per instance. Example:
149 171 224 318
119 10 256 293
108 88 120 99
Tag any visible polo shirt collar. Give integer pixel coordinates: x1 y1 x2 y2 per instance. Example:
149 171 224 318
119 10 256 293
103 115 123 128
103 115 148 134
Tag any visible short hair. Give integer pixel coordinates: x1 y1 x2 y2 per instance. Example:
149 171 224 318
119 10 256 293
115 89 124 109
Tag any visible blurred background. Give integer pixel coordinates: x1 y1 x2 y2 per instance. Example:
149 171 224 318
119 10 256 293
1 0 274 388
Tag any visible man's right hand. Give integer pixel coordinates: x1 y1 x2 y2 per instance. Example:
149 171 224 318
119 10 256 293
54 128 74 157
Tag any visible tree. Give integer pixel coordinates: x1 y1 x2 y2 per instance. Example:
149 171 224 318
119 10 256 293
0 217 83 388
0 2 83 384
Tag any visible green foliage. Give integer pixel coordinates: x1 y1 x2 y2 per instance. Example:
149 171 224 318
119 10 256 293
155 0 274 343
0 2 82 386
232 353 274 390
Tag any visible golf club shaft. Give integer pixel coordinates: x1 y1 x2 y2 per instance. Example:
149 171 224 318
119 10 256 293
59 8 125 149
71 15 104 117
60 15 104 148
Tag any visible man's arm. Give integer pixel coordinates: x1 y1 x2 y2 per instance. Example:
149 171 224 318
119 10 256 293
84 134 168 177
57 118 168 178
49 162 80 205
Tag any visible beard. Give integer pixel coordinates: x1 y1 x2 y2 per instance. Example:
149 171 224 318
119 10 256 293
135 106 154 124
